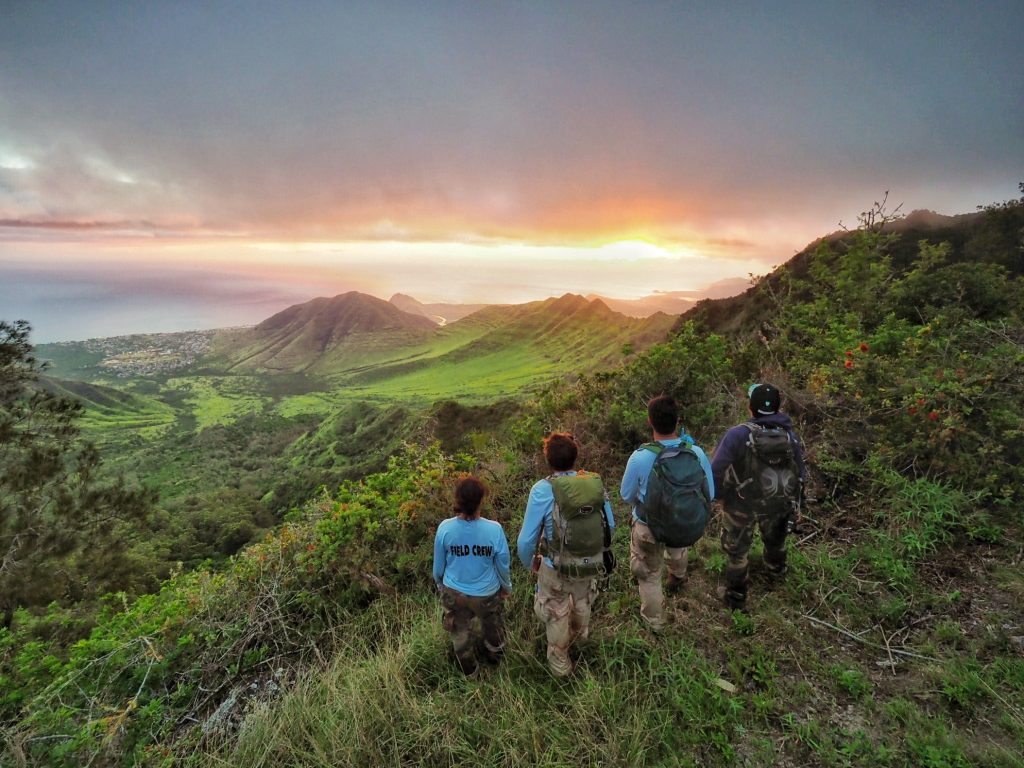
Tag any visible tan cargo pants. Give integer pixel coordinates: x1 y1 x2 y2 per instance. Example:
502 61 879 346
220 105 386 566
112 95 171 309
629 520 688 631
533 561 598 677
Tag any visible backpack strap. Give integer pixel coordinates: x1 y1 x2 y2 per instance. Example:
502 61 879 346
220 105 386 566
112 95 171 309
734 424 761 496
537 473 560 559
642 442 663 455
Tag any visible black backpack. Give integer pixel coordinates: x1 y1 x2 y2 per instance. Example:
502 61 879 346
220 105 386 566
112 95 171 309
638 443 711 548
736 423 800 514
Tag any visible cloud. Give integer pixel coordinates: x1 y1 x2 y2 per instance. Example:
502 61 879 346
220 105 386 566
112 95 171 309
0 218 170 231
0 3 1020 261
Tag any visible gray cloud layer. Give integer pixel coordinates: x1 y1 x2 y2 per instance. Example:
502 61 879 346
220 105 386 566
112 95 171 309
1 1 1022 243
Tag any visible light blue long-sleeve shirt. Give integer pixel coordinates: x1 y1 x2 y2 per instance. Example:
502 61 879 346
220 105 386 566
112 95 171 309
619 434 715 523
516 471 616 570
432 516 512 596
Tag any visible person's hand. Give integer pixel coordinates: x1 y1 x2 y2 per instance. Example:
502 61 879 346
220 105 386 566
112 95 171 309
499 589 511 600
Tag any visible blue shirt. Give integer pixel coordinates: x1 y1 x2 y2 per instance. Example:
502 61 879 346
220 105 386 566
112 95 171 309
432 516 512 597
619 434 715 524
516 471 616 570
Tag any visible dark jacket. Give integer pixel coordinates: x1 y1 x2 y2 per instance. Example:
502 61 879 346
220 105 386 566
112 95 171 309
711 412 806 502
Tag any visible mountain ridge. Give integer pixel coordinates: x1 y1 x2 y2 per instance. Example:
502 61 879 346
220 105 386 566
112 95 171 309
210 292 437 373
209 291 676 386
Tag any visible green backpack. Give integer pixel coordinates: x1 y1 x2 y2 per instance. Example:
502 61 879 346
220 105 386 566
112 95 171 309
548 471 612 578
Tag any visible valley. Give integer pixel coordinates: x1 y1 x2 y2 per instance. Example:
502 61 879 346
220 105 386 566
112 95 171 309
30 291 678 575
37 292 675 433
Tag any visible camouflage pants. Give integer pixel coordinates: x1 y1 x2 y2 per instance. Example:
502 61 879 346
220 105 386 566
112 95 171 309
440 586 505 674
719 502 788 605
534 562 598 677
629 520 687 631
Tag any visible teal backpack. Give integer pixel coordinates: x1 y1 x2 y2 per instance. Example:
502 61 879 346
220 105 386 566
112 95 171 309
638 442 711 547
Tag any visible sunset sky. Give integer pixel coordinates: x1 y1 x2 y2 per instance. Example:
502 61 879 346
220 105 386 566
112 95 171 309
2 2 1022 340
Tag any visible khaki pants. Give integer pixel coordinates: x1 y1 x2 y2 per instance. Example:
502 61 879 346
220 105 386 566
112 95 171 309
533 562 598 677
440 586 505 674
629 520 687 630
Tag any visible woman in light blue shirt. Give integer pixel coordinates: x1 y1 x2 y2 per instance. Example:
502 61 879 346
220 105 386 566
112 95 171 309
432 475 511 675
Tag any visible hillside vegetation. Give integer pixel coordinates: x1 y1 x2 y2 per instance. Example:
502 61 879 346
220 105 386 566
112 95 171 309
3 194 1024 766
25 294 673 593
210 292 675 388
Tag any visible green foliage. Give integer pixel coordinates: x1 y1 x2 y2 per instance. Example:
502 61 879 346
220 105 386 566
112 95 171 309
730 610 756 637
514 322 735 478
939 660 987 709
0 444 471 764
0 321 154 625
890 242 1015 322
831 666 872 699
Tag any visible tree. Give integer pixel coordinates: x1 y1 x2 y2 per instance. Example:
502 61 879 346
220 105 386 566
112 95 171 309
0 320 154 627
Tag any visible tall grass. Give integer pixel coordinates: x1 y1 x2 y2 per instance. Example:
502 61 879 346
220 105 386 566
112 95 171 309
194 591 740 768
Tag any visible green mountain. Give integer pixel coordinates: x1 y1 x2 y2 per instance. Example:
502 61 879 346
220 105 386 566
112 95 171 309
679 203 1024 337
208 291 438 374
209 292 676 398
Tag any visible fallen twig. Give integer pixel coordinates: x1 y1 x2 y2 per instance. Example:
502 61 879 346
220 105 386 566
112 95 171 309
978 678 1024 728
796 530 819 546
803 614 938 662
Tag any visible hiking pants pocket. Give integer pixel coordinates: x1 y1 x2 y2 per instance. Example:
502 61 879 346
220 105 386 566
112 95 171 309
629 523 662 580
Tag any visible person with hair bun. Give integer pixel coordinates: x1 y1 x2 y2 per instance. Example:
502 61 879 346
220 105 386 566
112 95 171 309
432 475 511 676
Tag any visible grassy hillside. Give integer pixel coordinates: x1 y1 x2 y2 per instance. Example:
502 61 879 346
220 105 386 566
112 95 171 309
4 197 1023 766
331 295 674 400
38 377 176 440
679 197 1024 338
212 293 674 393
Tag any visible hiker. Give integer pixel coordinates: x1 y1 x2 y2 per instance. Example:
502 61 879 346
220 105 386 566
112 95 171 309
711 383 806 610
433 475 512 676
517 432 615 677
620 395 714 632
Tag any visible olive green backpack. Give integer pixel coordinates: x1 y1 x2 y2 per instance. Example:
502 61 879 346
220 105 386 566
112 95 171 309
548 471 613 578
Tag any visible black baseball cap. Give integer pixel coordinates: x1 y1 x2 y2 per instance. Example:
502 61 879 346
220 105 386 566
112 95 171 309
748 383 781 415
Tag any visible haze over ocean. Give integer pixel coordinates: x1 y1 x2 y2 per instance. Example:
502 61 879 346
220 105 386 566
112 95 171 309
0 264 314 342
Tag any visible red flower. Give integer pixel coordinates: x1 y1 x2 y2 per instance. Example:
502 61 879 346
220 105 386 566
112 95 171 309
859 343 869 352
928 411 939 421
844 359 854 369
916 398 926 406
908 407 918 415
845 350 854 357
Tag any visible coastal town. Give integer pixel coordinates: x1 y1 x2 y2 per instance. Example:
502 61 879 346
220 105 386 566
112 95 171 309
41 330 220 378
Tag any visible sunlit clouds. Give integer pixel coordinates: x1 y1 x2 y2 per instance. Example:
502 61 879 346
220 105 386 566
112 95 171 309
1 2 1022 338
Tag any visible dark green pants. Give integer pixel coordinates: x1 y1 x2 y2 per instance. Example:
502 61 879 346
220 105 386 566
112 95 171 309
440 586 505 674
720 502 788 605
